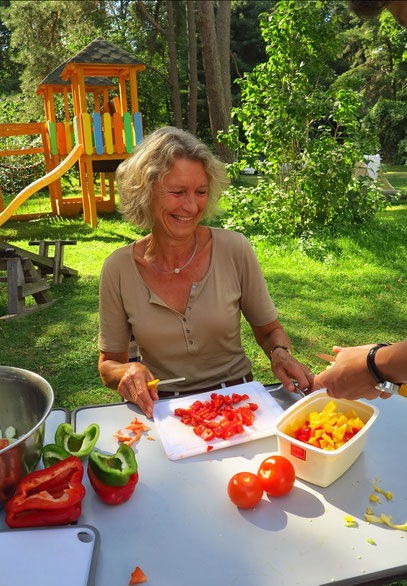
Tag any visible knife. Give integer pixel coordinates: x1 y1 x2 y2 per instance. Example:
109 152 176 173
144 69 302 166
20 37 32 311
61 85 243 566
147 377 186 388
316 354 336 363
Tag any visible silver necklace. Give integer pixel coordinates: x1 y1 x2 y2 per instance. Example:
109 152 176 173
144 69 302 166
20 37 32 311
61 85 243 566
148 232 198 274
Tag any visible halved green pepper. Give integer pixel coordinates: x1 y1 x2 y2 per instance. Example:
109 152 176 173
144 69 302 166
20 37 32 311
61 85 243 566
88 444 138 487
42 444 71 468
55 423 100 459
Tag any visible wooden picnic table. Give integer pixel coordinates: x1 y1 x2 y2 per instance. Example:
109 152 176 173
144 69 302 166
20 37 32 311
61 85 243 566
0 239 77 319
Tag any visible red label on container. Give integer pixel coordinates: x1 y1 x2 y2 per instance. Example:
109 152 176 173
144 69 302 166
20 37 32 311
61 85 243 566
291 443 306 460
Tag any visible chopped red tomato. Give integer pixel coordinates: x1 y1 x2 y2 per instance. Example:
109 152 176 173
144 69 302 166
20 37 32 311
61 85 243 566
173 392 258 445
129 566 148 584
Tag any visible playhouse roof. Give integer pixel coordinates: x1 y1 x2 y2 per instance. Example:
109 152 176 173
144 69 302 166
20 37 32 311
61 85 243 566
65 37 144 67
36 60 114 94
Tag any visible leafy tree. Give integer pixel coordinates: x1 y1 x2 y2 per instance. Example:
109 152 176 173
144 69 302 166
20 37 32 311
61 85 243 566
221 0 387 236
331 4 407 163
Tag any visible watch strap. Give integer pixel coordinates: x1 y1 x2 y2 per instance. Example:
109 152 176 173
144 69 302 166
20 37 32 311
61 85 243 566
367 343 390 383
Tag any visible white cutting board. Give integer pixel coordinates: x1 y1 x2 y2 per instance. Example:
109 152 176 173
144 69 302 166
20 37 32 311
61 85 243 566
153 381 283 460
0 525 100 586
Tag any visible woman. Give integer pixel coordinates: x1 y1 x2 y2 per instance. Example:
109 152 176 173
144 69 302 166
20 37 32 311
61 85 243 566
98 127 314 417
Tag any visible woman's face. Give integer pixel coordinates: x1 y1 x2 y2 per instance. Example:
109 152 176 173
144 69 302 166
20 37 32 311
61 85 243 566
151 158 209 239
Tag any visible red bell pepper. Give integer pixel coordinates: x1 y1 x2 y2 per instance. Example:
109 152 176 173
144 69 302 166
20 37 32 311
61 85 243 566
87 463 138 505
5 456 85 528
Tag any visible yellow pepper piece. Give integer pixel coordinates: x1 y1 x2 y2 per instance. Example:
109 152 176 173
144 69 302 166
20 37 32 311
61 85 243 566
373 480 393 500
369 494 381 503
323 400 337 413
365 513 407 532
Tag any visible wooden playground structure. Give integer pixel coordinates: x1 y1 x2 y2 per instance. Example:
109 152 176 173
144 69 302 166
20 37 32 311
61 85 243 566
0 37 145 228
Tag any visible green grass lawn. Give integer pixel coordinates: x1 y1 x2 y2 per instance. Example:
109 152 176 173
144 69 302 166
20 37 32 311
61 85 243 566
1 201 406 410
382 164 407 193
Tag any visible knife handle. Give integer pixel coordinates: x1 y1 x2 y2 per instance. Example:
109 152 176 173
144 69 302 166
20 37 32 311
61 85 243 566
147 379 160 388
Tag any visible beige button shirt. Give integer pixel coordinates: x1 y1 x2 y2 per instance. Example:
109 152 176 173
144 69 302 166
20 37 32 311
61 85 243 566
99 227 278 393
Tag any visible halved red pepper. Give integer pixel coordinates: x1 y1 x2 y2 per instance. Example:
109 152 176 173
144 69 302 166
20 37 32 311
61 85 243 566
87 463 138 505
5 456 85 528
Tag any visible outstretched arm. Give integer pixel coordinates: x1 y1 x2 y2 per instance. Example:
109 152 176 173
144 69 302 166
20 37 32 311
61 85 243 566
312 340 407 400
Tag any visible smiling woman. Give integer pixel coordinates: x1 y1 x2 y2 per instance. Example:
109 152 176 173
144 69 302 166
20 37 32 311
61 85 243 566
97 127 314 417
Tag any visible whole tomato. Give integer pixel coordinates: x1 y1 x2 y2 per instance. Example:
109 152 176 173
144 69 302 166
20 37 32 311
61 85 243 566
257 455 295 497
227 471 263 509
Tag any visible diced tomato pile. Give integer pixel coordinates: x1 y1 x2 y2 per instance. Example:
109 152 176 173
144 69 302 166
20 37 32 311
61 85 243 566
174 392 258 443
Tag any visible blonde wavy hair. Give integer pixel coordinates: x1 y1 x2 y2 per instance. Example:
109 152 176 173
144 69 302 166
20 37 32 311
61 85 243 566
116 126 230 229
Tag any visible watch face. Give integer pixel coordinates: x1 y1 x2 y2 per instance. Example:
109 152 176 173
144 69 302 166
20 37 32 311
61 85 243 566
375 381 400 395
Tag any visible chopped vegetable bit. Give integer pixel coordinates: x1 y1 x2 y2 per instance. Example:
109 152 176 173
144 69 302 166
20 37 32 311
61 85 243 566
365 513 407 532
344 514 357 527
283 400 366 451
5 426 16 439
366 507 374 515
369 494 381 503
129 566 148 584
373 480 392 500
173 392 258 444
366 537 376 545
114 416 151 446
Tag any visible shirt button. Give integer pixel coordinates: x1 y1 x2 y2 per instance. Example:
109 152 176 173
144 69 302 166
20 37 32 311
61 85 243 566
183 317 187 322
186 329 190 334
187 306 191 311
189 340 193 345
192 284 197 289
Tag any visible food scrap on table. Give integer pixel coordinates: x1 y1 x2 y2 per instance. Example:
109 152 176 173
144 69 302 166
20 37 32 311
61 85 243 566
283 400 365 451
129 566 148 584
344 514 357 528
373 479 392 500
113 415 152 446
173 392 258 444
365 480 407 532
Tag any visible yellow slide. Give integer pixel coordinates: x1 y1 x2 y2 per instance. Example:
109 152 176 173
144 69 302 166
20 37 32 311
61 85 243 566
0 144 84 226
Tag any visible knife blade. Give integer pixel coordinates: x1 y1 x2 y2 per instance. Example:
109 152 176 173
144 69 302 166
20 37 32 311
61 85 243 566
316 354 336 363
147 377 186 388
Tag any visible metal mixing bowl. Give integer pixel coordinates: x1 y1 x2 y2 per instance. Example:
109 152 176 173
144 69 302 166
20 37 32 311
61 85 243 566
0 366 54 506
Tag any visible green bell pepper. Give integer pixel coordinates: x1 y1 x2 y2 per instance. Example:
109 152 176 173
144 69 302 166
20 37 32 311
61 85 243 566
42 443 71 468
55 423 100 459
88 444 138 487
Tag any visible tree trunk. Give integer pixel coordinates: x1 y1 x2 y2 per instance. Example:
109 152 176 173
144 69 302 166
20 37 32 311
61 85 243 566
216 0 231 119
166 0 183 128
197 0 234 162
186 0 198 135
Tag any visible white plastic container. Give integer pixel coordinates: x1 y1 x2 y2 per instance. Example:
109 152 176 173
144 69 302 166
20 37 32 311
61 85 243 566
274 390 379 487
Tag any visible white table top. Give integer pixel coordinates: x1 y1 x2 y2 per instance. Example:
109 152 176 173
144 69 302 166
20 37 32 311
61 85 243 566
72 391 407 586
1 394 407 586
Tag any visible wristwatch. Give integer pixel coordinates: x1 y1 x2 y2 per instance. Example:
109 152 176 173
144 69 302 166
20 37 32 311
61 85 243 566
367 343 402 394
374 380 402 394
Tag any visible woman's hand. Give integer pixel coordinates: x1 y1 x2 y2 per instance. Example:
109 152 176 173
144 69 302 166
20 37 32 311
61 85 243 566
99 351 158 418
117 362 159 418
271 348 314 393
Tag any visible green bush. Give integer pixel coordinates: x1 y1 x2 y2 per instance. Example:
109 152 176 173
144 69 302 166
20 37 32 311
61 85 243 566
220 0 387 236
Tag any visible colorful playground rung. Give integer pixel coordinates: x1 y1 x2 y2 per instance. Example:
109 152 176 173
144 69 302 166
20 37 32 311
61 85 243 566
50 112 143 157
